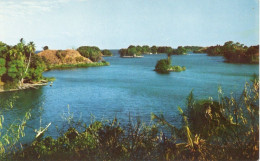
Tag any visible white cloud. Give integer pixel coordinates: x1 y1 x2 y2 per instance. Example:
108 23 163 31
0 0 87 19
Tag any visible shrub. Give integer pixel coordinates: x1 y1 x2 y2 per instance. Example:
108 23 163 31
168 66 186 72
155 59 171 73
56 50 62 59
43 46 49 50
77 46 102 62
102 49 113 56
75 57 84 62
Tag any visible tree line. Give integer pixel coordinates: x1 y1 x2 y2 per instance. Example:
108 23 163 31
119 45 188 57
196 41 259 63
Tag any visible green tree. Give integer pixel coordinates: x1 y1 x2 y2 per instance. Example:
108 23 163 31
155 59 171 73
0 58 6 77
43 46 49 50
142 45 151 53
77 46 102 62
127 46 137 56
150 46 157 54
102 49 113 56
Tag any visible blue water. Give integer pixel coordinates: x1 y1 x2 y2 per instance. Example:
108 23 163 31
0 51 258 142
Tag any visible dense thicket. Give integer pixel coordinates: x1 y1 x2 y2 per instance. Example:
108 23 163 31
155 54 186 73
119 45 187 57
171 46 187 55
77 46 103 62
183 46 203 52
101 49 113 56
0 39 46 87
198 41 259 63
155 58 171 73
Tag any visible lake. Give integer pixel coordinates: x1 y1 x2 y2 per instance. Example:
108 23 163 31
0 51 258 143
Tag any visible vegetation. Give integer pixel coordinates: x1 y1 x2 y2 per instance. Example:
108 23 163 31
0 40 111 90
168 65 186 72
3 79 258 160
77 46 103 62
119 45 144 57
198 41 259 63
101 49 113 56
155 58 172 73
43 46 49 50
48 61 110 70
155 55 186 73
0 39 46 89
183 46 203 53
119 45 188 57
0 93 32 159
171 46 187 55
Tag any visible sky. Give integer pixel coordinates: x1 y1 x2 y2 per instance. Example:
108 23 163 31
0 0 259 50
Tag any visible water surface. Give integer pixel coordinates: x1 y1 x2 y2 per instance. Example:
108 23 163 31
0 51 258 142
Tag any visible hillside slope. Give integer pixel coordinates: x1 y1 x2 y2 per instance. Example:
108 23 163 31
38 49 92 64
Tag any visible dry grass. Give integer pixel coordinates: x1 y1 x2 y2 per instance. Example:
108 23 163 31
38 49 92 64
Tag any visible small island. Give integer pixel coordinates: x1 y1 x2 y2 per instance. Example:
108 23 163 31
155 54 186 73
101 49 113 56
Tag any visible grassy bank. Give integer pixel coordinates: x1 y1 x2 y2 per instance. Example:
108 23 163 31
48 61 110 70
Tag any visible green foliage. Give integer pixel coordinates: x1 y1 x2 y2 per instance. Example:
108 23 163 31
150 45 157 53
43 46 49 50
171 46 187 55
201 41 259 63
119 45 190 57
153 79 259 160
168 65 186 72
183 46 203 52
155 55 186 73
6 59 25 82
49 61 110 70
155 59 171 73
0 39 47 85
77 46 102 62
101 49 113 56
119 49 128 56
141 45 151 53
0 94 31 159
128 46 138 56
157 46 173 54
120 45 175 57
26 55 46 82
0 58 6 76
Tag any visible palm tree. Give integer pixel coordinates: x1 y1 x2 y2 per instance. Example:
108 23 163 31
20 41 35 86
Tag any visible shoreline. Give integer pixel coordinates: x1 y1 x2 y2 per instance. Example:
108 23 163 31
121 56 144 58
0 62 109 93
0 81 48 93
